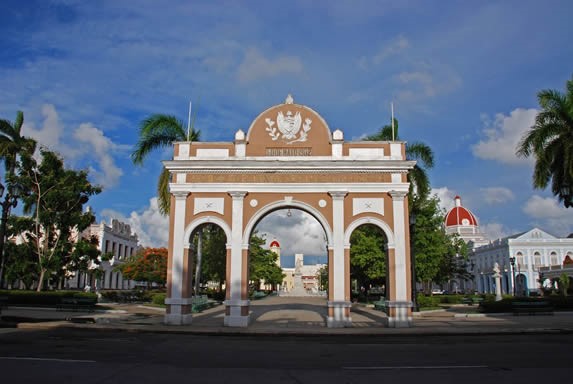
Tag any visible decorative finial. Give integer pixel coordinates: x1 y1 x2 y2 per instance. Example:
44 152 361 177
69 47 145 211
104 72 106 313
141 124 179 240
285 94 294 104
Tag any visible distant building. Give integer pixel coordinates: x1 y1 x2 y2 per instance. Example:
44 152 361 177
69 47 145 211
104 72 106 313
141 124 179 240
68 218 140 291
470 228 573 296
444 196 489 249
443 196 488 292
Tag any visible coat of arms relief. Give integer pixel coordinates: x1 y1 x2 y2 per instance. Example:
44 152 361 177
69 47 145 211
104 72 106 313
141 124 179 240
265 94 312 144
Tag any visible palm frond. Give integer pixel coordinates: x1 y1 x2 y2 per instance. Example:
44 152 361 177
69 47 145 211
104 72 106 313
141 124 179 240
406 141 434 169
157 167 172 215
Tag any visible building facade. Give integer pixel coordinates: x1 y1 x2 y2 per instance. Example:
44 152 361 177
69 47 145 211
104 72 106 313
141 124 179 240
470 228 573 296
68 218 139 291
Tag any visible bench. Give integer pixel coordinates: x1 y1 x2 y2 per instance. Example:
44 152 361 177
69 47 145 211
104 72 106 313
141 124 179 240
462 297 484 306
57 297 97 312
373 300 387 313
512 300 553 316
191 295 217 313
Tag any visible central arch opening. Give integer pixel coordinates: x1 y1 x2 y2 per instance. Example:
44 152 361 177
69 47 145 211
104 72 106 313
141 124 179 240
247 207 329 327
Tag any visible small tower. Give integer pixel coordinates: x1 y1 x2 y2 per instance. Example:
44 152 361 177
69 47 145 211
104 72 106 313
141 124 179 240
270 239 281 267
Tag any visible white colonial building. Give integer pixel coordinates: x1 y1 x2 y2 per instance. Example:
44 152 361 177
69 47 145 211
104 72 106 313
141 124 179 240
470 228 573 296
68 218 140 291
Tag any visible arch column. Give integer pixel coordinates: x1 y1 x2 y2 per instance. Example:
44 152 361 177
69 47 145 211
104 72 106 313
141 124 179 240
386 191 412 327
327 191 351 327
165 191 193 325
224 191 250 327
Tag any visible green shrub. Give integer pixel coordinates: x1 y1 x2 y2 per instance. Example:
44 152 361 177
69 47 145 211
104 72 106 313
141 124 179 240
440 295 465 304
151 293 166 306
417 294 440 308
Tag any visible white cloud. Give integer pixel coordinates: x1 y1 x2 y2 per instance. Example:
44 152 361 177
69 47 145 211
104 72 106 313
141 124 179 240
256 209 327 260
359 35 409 69
480 222 510 240
237 48 304 83
102 197 169 248
472 108 537 165
480 187 515 204
432 186 457 212
522 195 573 237
395 66 462 102
22 104 124 189
74 123 123 188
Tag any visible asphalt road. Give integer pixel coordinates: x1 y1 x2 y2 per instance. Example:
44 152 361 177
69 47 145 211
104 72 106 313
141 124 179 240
0 328 571 383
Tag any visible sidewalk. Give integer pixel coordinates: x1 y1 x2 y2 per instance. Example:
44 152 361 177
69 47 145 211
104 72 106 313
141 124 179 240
2 296 572 336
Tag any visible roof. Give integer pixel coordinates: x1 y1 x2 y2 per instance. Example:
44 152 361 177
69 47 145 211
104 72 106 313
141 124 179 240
270 240 280 248
444 196 478 227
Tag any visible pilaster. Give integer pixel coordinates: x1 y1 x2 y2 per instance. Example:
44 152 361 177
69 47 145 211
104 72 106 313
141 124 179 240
224 191 251 327
327 191 352 327
165 191 193 325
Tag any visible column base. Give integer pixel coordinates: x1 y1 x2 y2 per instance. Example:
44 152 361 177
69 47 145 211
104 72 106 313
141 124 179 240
326 300 352 328
164 313 193 325
224 299 251 327
385 300 412 328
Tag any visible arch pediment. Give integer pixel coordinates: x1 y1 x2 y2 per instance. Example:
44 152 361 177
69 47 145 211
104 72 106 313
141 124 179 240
245 94 332 156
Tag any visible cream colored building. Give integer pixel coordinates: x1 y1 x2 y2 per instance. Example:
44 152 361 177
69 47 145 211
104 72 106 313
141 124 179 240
164 95 415 328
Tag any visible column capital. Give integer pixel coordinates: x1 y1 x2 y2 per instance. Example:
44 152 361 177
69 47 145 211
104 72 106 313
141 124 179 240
389 190 408 201
228 191 248 199
328 191 348 199
172 191 189 200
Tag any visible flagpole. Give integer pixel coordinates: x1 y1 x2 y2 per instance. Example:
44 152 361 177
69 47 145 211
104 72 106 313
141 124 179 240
391 102 395 141
187 101 192 141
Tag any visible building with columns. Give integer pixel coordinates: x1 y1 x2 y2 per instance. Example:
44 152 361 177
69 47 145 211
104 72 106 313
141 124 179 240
470 228 573 296
68 218 139 291
163 95 415 328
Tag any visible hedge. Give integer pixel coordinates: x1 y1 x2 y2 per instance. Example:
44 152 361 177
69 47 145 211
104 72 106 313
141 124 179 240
0 290 98 306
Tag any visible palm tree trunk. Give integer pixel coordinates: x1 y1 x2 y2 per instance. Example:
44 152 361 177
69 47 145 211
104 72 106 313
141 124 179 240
36 268 46 292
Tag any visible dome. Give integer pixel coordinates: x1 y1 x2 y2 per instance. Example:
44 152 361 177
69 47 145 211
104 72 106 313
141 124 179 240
445 196 478 227
270 240 280 248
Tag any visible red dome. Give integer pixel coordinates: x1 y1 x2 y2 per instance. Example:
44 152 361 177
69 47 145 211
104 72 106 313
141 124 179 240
445 196 478 227
270 240 280 248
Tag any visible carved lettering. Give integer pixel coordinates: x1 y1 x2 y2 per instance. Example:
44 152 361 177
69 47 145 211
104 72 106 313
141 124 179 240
265 147 312 156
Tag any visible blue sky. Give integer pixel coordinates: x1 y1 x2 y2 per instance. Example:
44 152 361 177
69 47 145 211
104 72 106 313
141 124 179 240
1 0 572 253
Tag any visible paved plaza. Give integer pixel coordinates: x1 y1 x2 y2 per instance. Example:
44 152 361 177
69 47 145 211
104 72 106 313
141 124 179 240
2 295 573 336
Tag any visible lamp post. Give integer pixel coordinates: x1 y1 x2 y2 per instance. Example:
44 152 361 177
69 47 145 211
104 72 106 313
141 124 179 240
509 256 516 296
409 212 418 312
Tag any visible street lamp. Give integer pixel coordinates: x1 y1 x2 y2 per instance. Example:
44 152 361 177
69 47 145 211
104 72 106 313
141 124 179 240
409 212 418 312
509 256 516 296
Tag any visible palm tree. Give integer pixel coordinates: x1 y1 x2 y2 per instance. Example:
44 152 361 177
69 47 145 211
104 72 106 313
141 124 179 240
366 118 434 201
516 75 573 208
0 111 37 287
131 114 200 215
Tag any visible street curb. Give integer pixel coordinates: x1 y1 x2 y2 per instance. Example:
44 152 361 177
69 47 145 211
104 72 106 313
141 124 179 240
11 320 573 338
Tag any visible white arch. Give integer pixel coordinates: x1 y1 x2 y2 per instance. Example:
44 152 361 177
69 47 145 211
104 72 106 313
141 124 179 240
182 215 232 248
243 200 333 246
344 217 395 249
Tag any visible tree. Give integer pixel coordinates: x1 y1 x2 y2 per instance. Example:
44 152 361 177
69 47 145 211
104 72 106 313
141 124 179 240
366 118 434 200
131 114 200 214
118 247 168 287
14 149 101 291
411 195 456 292
198 224 227 291
516 75 573 208
559 273 570 297
350 224 387 292
249 233 284 291
0 110 37 287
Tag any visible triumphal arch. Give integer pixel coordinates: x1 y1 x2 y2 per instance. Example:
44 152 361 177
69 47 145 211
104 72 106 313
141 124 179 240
164 95 415 328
